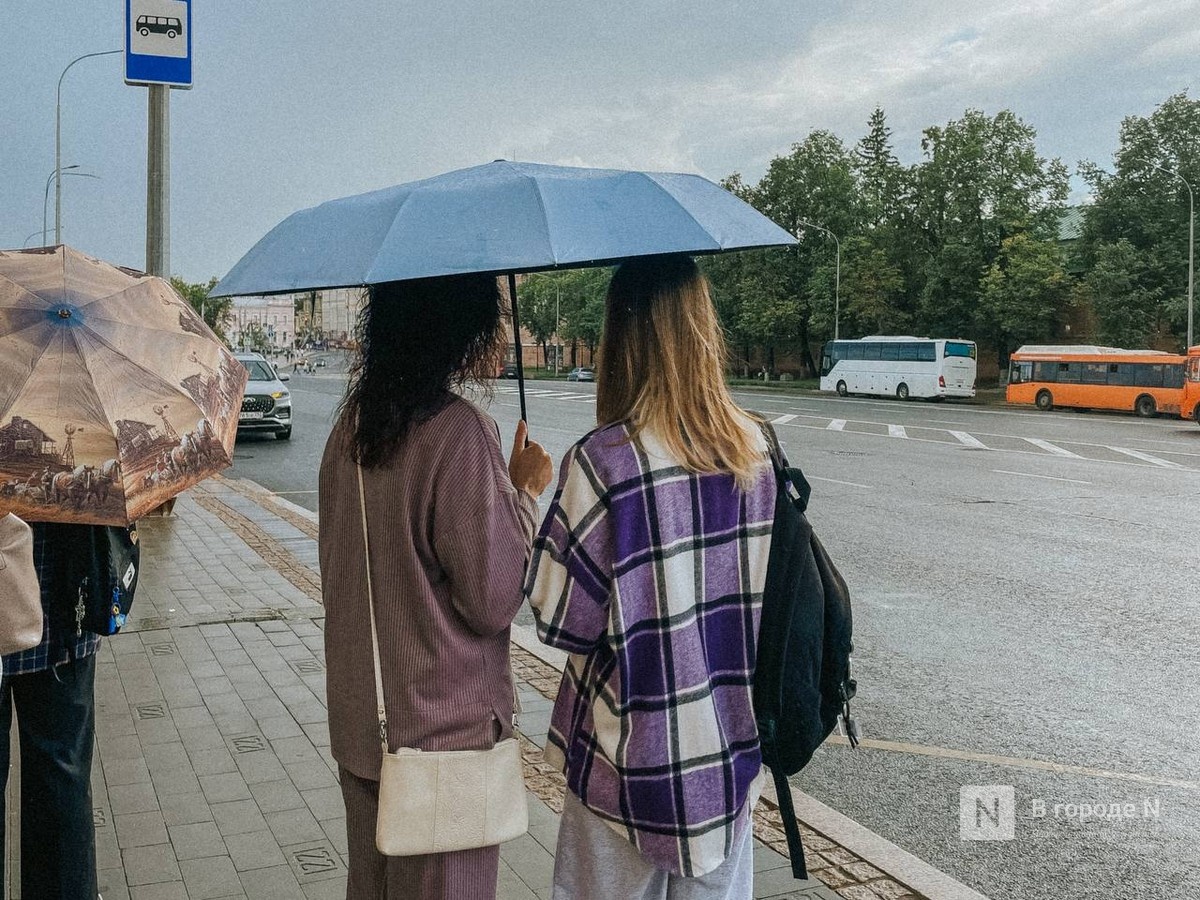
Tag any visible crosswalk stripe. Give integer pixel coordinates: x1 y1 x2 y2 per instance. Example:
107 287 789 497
1107 446 1183 468
950 431 988 449
770 414 797 425
1024 438 1083 458
827 419 846 431
888 424 907 438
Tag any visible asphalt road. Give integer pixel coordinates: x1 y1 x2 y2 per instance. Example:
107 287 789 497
229 374 1200 900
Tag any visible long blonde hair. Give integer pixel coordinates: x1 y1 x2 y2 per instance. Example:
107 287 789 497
596 255 765 489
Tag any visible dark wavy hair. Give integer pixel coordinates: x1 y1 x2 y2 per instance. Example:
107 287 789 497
339 274 506 467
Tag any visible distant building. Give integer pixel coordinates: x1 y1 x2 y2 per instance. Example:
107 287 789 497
227 295 295 350
1058 206 1087 275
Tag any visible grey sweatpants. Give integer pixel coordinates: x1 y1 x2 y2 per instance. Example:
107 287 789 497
551 791 754 900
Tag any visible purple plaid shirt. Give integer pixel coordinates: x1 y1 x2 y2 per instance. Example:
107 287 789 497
525 421 776 877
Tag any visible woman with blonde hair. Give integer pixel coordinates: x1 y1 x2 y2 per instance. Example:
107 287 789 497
526 255 778 899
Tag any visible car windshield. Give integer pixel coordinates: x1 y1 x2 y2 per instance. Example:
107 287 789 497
240 360 275 382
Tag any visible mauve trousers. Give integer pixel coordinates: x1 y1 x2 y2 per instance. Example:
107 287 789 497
340 766 500 900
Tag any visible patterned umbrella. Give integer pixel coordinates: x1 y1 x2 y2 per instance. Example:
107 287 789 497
0 245 248 526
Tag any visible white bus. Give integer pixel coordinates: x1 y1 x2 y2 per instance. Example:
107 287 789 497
819 336 977 400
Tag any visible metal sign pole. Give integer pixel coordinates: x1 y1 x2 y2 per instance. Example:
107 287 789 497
146 84 170 277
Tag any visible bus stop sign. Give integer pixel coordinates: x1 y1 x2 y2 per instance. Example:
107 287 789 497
125 0 192 87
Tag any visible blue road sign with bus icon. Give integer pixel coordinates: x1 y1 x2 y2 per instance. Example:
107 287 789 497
125 0 192 88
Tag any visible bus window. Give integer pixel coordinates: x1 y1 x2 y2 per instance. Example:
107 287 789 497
1010 361 1032 384
1165 365 1184 389
1082 363 1107 384
898 343 917 361
945 341 976 359
1033 361 1057 382
1135 365 1164 387
847 344 866 360
864 343 882 360
918 343 936 362
1188 358 1200 381
1108 363 1135 386
820 353 832 376
1057 362 1081 383
881 343 900 361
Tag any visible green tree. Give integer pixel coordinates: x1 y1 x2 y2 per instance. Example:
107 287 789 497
1078 92 1199 348
239 321 271 354
1082 239 1161 346
557 268 609 363
170 276 231 343
979 234 1070 356
915 109 1068 342
517 275 566 369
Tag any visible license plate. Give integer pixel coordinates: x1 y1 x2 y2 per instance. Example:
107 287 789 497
239 411 263 421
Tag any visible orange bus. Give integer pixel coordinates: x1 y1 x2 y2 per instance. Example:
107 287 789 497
1007 345 1186 417
1181 346 1200 425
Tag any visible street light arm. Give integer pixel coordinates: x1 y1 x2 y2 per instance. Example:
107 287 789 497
55 50 120 244
794 219 842 341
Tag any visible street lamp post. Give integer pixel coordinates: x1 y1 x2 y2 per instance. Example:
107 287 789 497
42 166 98 245
1151 164 1195 348
795 220 841 340
55 50 121 245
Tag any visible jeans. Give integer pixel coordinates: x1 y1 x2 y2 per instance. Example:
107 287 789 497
0 654 98 899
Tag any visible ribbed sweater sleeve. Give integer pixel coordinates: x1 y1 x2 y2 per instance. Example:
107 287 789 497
431 405 538 637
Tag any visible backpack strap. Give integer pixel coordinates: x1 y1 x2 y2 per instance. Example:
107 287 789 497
752 415 811 512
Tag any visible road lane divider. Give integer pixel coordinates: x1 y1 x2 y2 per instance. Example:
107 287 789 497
827 419 846 431
824 735 1200 792
769 414 798 425
809 475 873 489
1023 437 1083 458
1107 447 1184 468
950 431 988 449
888 424 908 438
992 470 1093 485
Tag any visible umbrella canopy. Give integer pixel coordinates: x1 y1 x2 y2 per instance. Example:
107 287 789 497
212 160 796 297
0 246 248 526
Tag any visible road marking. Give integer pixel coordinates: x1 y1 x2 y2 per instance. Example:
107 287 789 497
949 431 988 449
888 424 907 438
1107 446 1183 468
993 470 1092 485
1024 437 1083 458
826 419 846 431
808 475 873 489
824 735 1200 792
770 414 797 425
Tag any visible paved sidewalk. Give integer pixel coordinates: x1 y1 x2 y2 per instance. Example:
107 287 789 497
6 477 971 899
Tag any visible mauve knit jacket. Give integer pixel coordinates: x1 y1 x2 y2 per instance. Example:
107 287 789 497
318 395 538 780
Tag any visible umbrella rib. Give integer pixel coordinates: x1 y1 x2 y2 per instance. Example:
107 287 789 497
364 191 418 284
635 172 723 252
518 170 559 266
71 320 210 415
0 275 54 309
0 326 60 420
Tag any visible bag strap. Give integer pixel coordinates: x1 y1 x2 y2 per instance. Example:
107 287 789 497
753 416 809 510
356 464 389 752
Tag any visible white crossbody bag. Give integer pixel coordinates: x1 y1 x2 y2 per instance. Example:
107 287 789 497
356 466 528 855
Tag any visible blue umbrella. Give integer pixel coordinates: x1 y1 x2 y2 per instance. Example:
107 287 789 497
213 160 796 418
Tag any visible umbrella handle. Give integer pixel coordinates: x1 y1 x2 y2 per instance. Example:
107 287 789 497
507 273 529 429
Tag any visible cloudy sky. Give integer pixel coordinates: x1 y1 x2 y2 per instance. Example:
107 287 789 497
2 0 1196 282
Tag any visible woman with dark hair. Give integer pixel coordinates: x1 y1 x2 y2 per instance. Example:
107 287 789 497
319 274 553 900
526 255 776 899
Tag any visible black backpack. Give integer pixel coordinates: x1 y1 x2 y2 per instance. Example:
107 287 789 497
40 523 140 644
753 423 858 879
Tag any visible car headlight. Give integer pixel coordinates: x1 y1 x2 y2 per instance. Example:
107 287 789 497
271 390 290 399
